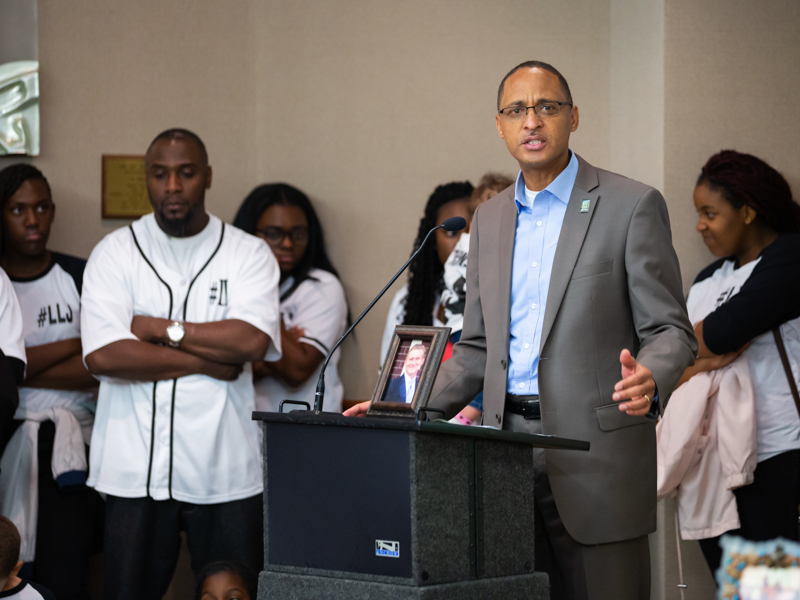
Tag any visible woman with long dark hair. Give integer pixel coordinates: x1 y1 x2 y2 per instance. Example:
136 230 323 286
233 184 348 412
665 150 800 574
379 181 473 361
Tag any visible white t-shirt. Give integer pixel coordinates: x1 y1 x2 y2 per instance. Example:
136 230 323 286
687 257 800 461
10 253 96 414
81 213 281 503
380 284 443 365
0 579 52 599
255 269 347 413
0 266 26 366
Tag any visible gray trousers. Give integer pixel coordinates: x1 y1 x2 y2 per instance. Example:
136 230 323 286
503 411 650 600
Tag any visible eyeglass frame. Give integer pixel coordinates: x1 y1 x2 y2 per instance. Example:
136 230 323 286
497 100 573 120
257 226 309 245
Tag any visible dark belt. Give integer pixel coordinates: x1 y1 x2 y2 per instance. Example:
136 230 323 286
505 393 541 420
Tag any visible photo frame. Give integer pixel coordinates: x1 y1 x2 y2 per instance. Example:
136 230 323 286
367 325 450 418
101 155 153 219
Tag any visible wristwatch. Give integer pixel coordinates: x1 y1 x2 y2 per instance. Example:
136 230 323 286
166 321 185 348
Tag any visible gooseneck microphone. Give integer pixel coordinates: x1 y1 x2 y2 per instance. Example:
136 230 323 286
313 216 467 412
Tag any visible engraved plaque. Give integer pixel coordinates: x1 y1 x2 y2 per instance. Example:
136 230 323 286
102 155 152 219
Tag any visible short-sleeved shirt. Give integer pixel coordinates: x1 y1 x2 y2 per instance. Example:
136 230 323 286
255 268 348 413
0 578 56 599
0 266 26 367
688 235 800 461
10 252 96 413
81 213 281 503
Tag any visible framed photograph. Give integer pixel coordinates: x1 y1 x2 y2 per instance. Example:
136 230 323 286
367 325 450 418
102 155 153 219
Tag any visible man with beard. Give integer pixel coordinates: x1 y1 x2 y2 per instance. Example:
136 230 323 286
81 129 281 598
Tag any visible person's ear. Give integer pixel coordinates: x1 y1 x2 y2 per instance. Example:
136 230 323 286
205 166 213 190
570 104 579 133
11 560 22 578
742 205 757 225
495 114 505 139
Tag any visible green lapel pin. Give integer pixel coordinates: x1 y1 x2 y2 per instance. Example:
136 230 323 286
580 199 591 213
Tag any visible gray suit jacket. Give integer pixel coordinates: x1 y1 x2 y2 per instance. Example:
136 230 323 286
428 155 697 545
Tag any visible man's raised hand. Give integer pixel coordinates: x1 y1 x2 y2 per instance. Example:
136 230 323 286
612 349 656 416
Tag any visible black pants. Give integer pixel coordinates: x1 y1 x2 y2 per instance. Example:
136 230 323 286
31 421 104 600
700 448 800 575
104 492 263 599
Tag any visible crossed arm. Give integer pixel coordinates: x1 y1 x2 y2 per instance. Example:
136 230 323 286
85 316 270 382
253 321 324 388
24 338 98 390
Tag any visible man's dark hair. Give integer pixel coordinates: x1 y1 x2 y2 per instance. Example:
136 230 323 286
146 128 208 166
497 61 573 112
697 150 800 235
404 181 473 327
195 560 257 600
0 516 20 578
233 183 343 303
0 163 52 254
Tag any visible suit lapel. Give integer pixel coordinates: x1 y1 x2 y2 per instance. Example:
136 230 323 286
540 156 600 352
496 190 518 354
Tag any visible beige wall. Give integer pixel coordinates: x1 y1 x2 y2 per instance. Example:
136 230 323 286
26 0 615 401
252 0 612 398
665 0 800 293
36 0 257 258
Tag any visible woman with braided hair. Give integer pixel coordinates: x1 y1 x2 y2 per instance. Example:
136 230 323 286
379 181 473 362
660 150 800 576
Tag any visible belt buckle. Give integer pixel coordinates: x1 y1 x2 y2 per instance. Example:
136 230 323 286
521 401 540 420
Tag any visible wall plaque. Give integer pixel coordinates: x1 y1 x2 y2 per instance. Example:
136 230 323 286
102 155 152 219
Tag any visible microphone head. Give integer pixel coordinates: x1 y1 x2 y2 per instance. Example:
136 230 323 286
441 216 467 232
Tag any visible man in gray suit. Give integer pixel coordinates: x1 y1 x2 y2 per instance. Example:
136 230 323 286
350 61 696 598
432 62 695 599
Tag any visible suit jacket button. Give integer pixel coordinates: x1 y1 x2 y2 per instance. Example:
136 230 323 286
496 414 501 423
501 359 507 370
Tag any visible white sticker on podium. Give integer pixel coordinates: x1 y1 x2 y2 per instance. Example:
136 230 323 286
375 540 400 558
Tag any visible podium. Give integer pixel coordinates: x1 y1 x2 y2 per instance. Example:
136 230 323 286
252 411 589 599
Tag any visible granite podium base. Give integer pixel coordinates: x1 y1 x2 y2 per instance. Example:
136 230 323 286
253 413 588 600
257 570 550 600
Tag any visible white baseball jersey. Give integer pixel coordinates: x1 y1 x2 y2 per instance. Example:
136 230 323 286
0 266 25 366
10 253 96 413
81 213 281 503
255 268 347 413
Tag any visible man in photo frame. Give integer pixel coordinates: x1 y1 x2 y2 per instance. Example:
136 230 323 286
382 342 427 404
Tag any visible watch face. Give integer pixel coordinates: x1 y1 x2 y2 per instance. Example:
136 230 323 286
167 322 184 343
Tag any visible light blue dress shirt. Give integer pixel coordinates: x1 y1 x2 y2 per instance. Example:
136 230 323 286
506 151 579 394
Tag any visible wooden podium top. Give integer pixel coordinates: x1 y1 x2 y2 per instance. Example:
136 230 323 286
252 411 589 452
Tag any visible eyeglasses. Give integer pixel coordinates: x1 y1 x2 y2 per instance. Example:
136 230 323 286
258 226 309 245
498 101 573 121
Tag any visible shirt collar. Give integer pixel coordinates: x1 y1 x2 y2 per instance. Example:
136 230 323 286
514 150 579 212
